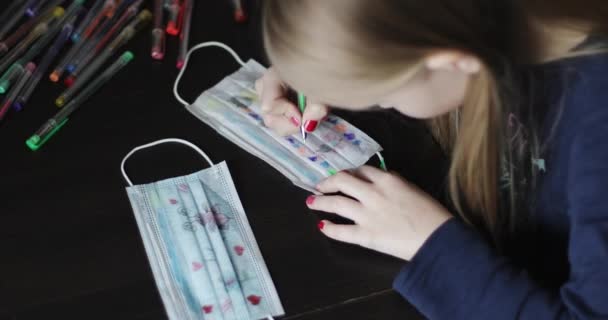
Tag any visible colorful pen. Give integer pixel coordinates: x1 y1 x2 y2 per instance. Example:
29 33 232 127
67 0 143 74
13 15 74 112
151 0 166 60
166 0 181 35
0 23 50 93
50 1 115 82
0 0 31 41
176 0 192 69
27 51 134 151
232 0 246 23
66 0 139 74
0 3 64 57
0 22 50 77
71 0 105 42
297 93 307 141
25 0 45 17
0 1 81 86
0 63 34 121
61 10 151 103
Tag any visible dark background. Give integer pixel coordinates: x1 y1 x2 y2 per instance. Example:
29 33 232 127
0 1 447 319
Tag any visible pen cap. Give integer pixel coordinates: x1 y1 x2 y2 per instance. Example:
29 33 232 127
24 62 36 73
52 6 65 18
121 51 135 64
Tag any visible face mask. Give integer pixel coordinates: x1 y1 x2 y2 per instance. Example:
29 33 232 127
121 139 284 320
173 42 385 192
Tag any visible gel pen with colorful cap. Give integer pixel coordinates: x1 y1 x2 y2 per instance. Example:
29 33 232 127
0 63 34 121
50 0 115 82
0 4 65 57
3 0 83 78
26 51 134 151
151 0 165 60
71 0 105 42
13 14 75 112
166 0 181 35
61 9 151 102
0 0 31 41
297 93 307 142
0 22 50 78
176 0 192 69
66 0 139 74
231 0 247 23
0 5 76 92
67 0 142 75
25 0 46 17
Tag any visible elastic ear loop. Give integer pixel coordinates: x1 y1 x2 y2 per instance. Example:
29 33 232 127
121 138 214 186
173 41 247 107
172 41 387 173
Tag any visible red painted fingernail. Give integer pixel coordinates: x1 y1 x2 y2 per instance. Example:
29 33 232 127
290 116 300 127
304 120 318 132
318 221 325 230
306 195 315 205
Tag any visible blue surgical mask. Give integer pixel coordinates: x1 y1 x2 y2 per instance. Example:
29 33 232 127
121 139 284 320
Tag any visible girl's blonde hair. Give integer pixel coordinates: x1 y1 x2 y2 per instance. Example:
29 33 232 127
263 0 608 243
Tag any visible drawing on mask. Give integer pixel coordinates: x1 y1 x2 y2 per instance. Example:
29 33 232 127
180 204 232 232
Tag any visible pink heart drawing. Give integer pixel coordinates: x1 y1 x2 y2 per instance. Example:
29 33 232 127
169 199 178 205
192 261 203 271
178 184 189 192
202 305 213 314
234 245 244 256
247 295 261 306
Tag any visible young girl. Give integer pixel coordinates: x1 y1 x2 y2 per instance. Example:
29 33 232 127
256 0 608 319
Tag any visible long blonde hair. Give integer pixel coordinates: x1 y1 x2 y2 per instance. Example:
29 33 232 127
263 0 608 243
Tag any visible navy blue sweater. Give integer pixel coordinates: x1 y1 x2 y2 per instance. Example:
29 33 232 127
394 52 608 319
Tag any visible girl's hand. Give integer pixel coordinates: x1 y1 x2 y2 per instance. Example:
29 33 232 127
307 166 453 261
255 67 328 136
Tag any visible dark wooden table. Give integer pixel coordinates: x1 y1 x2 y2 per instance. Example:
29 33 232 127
0 1 447 319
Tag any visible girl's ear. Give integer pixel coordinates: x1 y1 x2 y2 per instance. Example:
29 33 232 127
425 51 481 74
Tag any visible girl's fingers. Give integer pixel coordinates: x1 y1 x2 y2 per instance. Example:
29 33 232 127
319 220 366 247
352 165 390 184
306 195 364 223
316 171 374 201
259 68 287 113
302 102 329 133
262 114 300 136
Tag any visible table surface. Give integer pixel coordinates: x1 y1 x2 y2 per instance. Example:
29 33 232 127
0 1 448 319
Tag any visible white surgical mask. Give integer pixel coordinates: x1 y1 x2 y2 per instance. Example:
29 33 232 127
173 42 385 192
121 139 284 320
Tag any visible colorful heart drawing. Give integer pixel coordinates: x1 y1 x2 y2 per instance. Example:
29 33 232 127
327 117 338 124
344 132 356 140
308 156 318 162
234 245 245 256
178 184 189 192
221 299 233 312
192 262 203 271
247 295 262 305
169 199 178 205
202 305 213 314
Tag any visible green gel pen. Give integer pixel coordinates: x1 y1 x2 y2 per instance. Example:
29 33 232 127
297 92 307 142
26 51 134 151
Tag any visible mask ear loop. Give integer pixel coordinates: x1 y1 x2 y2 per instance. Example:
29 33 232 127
173 41 247 107
120 138 214 186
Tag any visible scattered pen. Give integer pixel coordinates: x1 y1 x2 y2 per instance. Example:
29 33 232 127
27 51 134 151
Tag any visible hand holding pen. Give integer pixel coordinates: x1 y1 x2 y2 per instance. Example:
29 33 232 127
254 67 328 138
